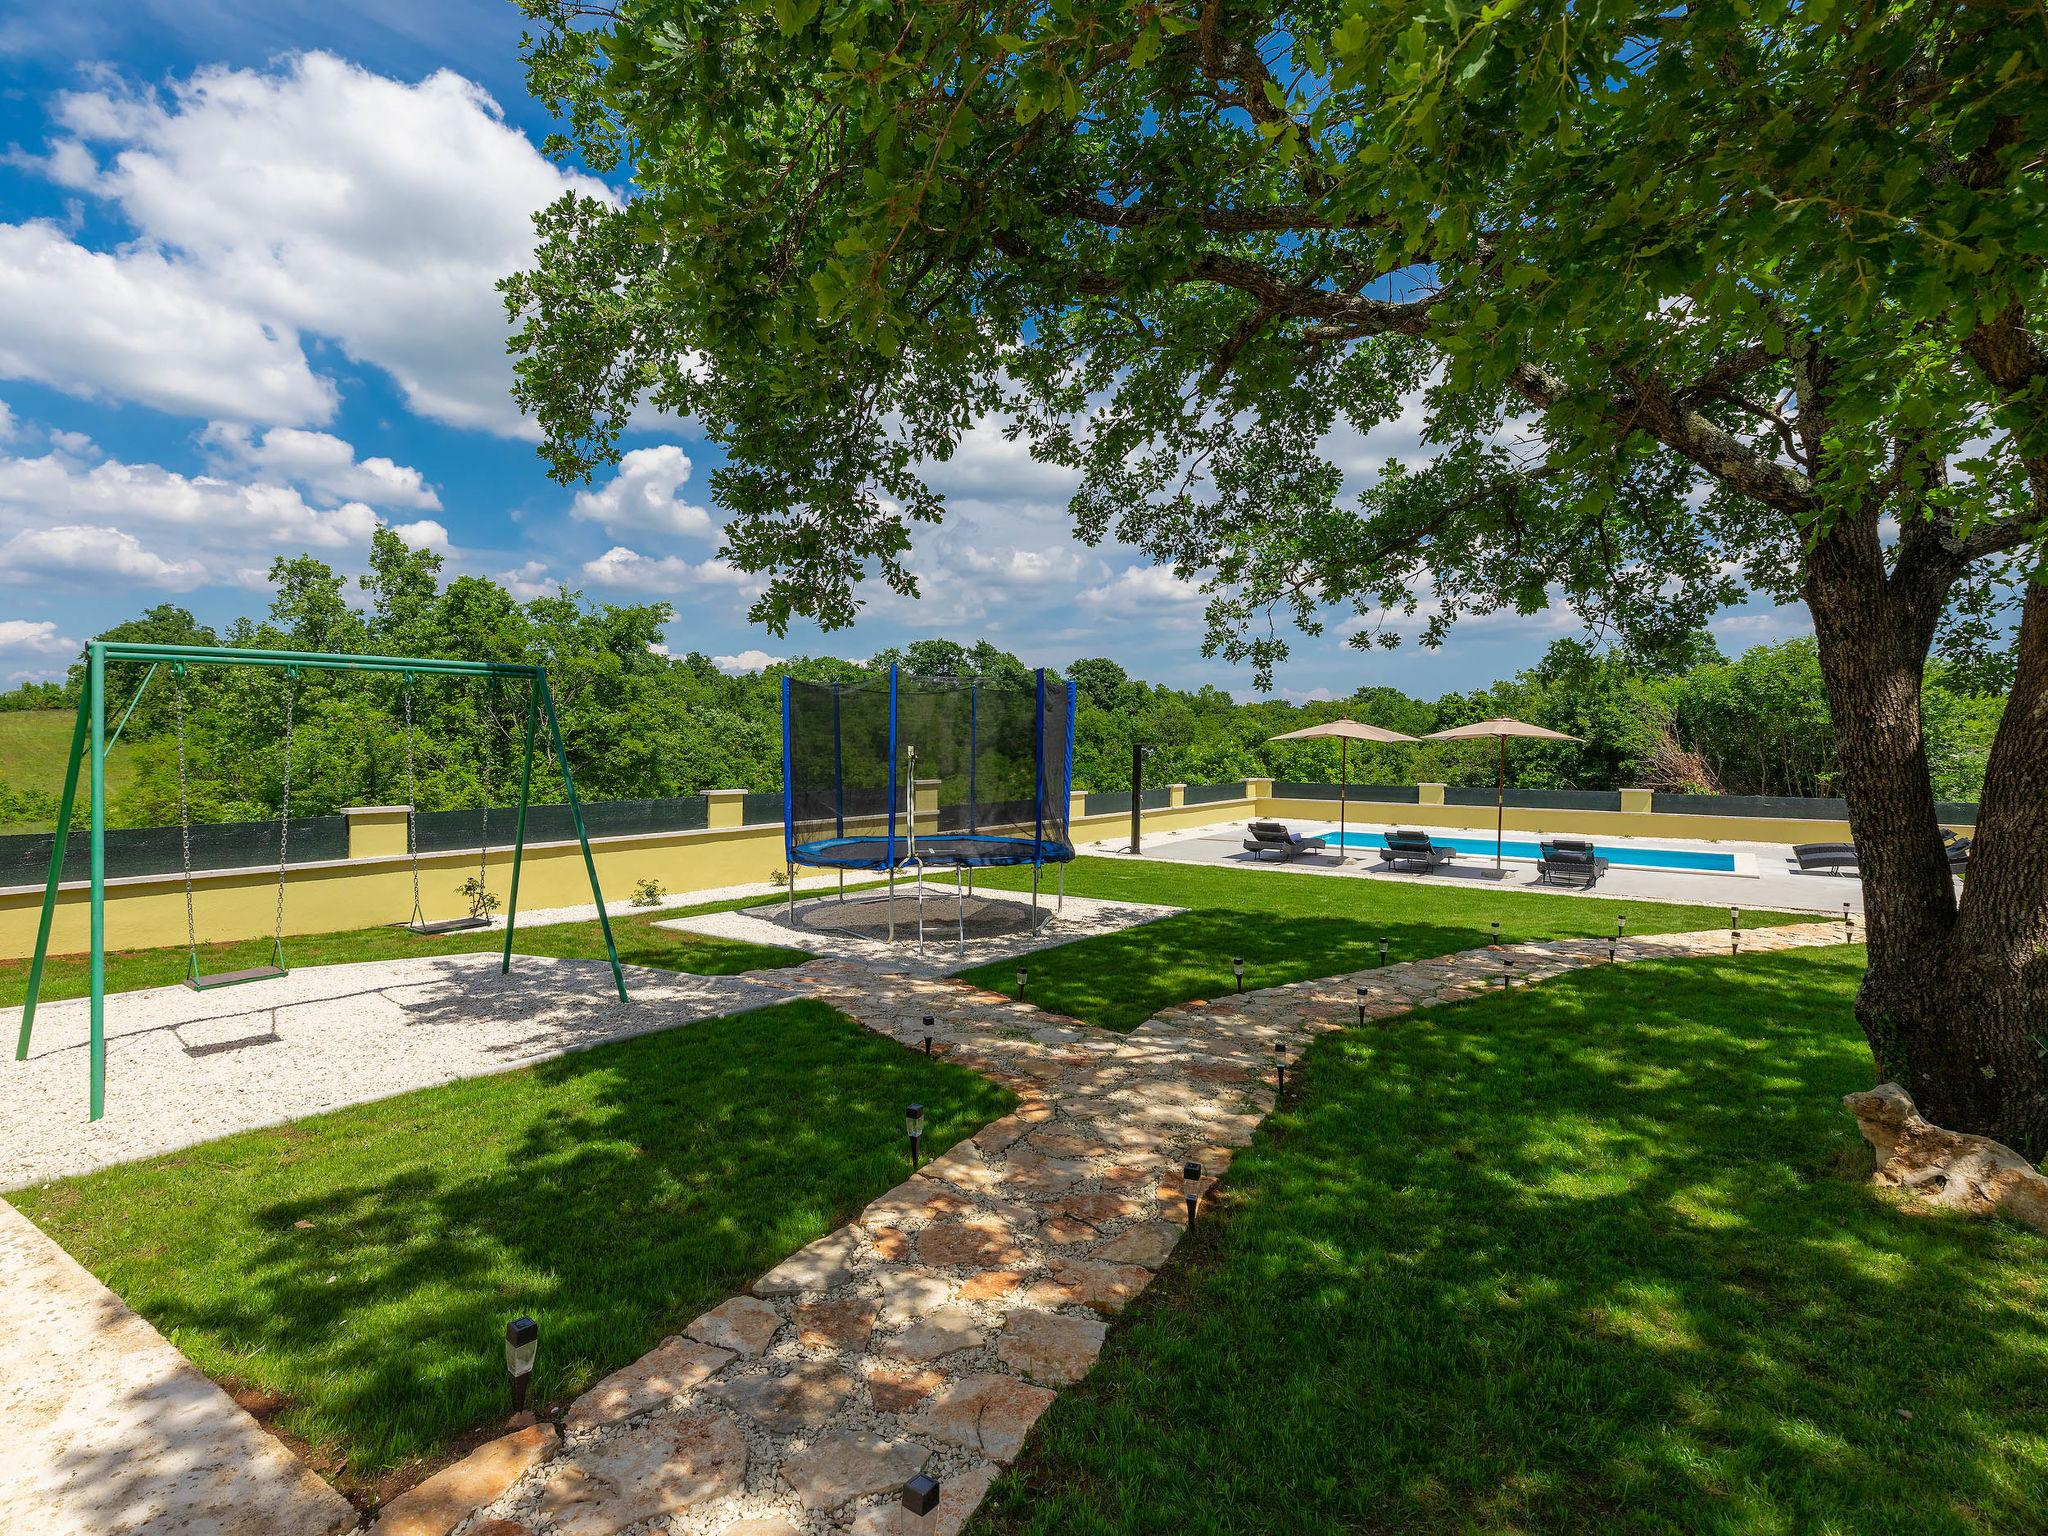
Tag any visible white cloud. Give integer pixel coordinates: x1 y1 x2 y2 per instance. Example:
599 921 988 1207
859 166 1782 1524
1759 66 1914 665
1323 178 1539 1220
0 400 15 441
569 445 713 539
0 525 209 590
494 560 558 601
712 648 784 674
0 617 75 655
388 518 452 553
580 545 761 595
0 220 335 424
200 423 440 509
1080 564 1207 608
42 53 613 434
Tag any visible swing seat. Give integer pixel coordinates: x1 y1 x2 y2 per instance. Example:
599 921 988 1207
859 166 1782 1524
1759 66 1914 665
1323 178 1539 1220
187 963 289 991
405 915 492 935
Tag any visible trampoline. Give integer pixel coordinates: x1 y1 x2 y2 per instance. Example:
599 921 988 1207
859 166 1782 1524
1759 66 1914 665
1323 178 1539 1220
781 667 1077 947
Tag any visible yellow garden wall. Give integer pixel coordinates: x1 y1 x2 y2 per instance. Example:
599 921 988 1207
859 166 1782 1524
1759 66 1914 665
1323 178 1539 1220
1257 796 1872 848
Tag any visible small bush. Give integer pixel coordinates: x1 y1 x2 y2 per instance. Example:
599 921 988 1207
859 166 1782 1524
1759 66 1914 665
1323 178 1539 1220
631 876 666 908
458 875 502 920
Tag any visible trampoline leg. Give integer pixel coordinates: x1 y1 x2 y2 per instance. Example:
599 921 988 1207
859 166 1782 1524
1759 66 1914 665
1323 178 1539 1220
888 864 896 942
838 869 844 903
957 866 966 953
916 861 926 953
1057 860 1065 912
1032 862 1042 933
786 861 794 922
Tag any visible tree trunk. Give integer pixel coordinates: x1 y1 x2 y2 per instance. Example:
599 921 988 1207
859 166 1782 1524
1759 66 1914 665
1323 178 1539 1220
1807 525 2048 1161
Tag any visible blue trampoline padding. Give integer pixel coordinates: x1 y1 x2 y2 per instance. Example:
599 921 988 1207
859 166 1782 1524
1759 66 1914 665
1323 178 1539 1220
792 834 1074 870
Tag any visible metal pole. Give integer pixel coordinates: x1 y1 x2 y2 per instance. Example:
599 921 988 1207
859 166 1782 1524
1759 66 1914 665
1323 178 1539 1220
540 675 627 1003
94 641 539 681
1496 735 1505 873
1339 737 1349 865
1130 741 1143 855
500 679 541 974
18 683 89 1059
88 642 107 1121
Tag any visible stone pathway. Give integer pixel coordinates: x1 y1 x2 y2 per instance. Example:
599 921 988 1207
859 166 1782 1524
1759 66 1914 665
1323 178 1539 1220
0 1199 359 1536
441 918 1851 1536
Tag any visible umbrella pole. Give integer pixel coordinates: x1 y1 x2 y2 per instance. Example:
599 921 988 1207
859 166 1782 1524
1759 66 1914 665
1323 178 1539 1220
1496 735 1505 873
1340 739 1348 864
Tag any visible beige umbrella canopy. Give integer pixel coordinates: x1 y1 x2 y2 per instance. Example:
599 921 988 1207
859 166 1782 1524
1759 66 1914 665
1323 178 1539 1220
1423 718 1584 873
1267 719 1421 861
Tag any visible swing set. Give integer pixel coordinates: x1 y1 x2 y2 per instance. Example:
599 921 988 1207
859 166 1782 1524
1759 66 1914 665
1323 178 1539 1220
15 641 628 1121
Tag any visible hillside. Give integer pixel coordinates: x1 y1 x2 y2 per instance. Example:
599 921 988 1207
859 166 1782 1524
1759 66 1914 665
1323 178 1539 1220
0 712 137 833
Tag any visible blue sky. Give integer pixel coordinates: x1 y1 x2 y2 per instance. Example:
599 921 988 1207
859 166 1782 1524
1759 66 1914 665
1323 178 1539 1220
0 2 1809 700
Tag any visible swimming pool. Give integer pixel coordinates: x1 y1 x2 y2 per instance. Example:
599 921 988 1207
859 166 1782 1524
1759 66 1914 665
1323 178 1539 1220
1327 830 1739 874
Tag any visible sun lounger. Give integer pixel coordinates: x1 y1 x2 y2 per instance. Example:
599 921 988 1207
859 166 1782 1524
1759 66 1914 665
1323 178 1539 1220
1378 829 1452 872
1242 820 1328 861
1793 843 1858 874
1536 837 1603 887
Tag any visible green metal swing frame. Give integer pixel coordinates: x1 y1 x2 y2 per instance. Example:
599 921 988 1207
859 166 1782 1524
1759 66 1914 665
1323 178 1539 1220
14 641 629 1121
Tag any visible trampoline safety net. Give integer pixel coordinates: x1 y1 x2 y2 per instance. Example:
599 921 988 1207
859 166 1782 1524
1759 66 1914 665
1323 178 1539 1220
782 668 1075 871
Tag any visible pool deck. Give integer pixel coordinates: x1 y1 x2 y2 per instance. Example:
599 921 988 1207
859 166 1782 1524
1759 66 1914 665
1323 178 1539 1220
1092 819 1878 915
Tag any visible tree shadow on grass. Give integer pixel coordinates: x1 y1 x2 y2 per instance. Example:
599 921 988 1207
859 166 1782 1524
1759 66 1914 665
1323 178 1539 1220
975 947 2048 1536
19 994 1013 1489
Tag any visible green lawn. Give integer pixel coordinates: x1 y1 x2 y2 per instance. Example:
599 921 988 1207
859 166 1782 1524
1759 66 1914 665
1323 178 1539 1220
971 947 2048 1536
0 710 134 832
15 999 1013 1495
961 857 1827 1030
1 888 818 1009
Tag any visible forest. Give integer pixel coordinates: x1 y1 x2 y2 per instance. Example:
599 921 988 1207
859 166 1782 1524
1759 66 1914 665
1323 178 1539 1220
0 528 2005 831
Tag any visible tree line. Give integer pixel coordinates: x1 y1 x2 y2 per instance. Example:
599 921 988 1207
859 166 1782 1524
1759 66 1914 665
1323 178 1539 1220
0 531 2003 831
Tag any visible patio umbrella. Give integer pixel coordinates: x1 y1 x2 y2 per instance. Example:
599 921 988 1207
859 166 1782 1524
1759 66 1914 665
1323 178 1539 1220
1266 719 1421 862
1423 718 1584 874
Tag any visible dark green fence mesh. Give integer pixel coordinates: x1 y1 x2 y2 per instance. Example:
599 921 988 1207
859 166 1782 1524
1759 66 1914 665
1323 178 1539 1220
0 816 349 888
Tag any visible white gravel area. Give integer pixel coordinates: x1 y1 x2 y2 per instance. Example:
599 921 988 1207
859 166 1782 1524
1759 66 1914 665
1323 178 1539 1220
659 890 1178 977
1 954 793 1190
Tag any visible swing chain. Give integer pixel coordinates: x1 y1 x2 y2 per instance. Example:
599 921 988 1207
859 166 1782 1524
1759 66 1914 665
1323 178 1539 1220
273 669 296 951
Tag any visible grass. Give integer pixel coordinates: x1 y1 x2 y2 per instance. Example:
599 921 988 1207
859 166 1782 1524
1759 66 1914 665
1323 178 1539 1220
960 856 1830 1030
971 947 2048 1536
0 888 822 1009
0 710 134 832
15 998 1013 1495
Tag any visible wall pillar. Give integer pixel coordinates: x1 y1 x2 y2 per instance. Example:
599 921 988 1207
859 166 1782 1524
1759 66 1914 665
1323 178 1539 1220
1416 782 1447 807
1168 782 1187 809
343 805 411 860
1069 789 1089 823
1243 777 1273 805
1619 787 1653 814
704 788 747 829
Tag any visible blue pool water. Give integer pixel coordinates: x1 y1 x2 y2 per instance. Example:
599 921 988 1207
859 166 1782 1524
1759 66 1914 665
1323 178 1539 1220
1327 830 1737 873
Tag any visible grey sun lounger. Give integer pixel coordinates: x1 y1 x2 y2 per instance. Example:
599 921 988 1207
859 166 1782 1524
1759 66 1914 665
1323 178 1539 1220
1537 837 1604 887
1377 829 1452 872
1793 843 1859 874
1243 820 1328 860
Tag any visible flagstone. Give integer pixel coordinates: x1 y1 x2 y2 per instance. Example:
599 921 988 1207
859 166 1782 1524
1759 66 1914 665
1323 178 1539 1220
864 1363 947 1413
565 1337 734 1432
781 1431 928 1512
708 1362 859 1433
687 1296 784 1357
995 1310 1107 1386
754 1226 862 1296
794 1296 878 1351
913 1373 1057 1463
887 1305 985 1362
534 1412 745 1536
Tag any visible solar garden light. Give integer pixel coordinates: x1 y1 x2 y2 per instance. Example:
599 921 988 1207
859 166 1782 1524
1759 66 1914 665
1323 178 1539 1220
1016 964 1028 999
901 1473 941 1532
923 1014 935 1055
1182 1161 1203 1226
1355 986 1368 1025
906 1103 926 1170
1731 928 1741 956
1501 957 1514 989
1233 956 1245 993
1617 915 1626 938
1274 1040 1289 1095
1491 919 1501 945
1608 937 1617 964
504 1315 538 1413
1844 902 1854 936
1378 937 1388 966
1731 905 1741 930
